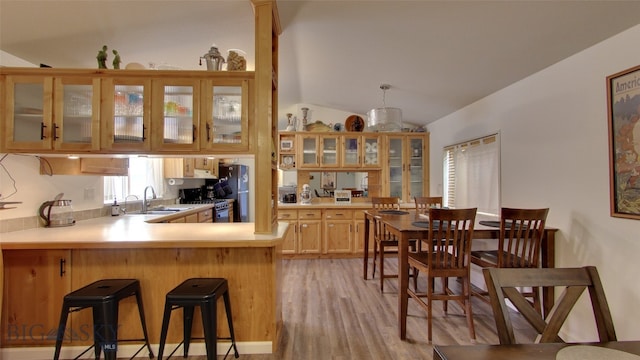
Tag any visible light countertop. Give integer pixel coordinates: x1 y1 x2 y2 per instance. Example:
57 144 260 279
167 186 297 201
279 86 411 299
0 205 287 250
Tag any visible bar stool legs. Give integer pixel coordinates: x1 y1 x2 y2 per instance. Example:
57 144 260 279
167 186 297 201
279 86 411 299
53 279 154 360
158 278 239 360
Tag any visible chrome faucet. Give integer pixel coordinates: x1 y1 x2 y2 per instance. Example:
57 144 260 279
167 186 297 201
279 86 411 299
122 194 139 214
142 186 157 214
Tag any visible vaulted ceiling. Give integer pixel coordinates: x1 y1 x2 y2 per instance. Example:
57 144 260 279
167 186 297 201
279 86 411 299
2 0 639 128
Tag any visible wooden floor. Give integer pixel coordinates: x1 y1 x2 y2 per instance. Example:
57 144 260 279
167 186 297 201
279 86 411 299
178 258 536 360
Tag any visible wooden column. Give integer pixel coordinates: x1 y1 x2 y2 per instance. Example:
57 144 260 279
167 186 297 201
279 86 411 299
252 0 280 234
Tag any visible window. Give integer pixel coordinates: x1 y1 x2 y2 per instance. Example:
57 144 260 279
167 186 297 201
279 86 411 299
104 157 165 203
443 133 500 216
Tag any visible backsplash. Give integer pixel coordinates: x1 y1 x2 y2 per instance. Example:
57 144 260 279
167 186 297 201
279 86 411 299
0 199 174 233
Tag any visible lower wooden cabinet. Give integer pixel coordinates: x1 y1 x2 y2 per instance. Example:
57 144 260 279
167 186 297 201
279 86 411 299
324 210 353 254
2 249 71 346
277 207 372 256
277 210 297 254
298 209 322 254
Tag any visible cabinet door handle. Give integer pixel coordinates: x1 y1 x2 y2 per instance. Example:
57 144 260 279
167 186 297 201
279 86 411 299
206 123 211 142
192 125 197 142
350 224 353 232
60 258 66 277
40 122 47 139
53 123 59 140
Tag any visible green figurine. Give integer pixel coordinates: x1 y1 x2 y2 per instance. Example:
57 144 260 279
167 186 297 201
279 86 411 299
97 45 108 69
112 49 121 69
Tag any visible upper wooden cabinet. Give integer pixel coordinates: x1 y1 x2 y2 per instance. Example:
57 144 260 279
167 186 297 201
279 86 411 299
386 134 429 202
4 74 101 152
1 68 254 154
291 132 384 170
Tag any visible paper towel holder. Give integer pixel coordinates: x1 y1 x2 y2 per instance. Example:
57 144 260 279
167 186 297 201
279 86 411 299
167 178 184 186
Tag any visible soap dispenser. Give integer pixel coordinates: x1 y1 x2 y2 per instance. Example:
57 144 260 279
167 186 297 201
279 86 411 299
111 199 120 216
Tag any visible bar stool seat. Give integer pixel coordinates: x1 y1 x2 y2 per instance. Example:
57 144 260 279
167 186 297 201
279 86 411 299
158 278 239 360
53 279 154 360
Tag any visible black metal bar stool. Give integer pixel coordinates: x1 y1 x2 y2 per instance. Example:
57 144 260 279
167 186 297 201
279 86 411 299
158 278 239 360
53 279 154 360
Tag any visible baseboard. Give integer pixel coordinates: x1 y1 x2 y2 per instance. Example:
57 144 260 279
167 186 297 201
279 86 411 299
0 341 272 359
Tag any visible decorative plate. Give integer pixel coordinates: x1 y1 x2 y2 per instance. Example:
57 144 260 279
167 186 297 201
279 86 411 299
345 115 365 132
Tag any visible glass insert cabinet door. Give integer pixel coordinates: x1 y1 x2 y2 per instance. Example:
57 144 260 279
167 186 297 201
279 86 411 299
153 80 199 150
102 77 151 151
5 75 100 151
57 81 100 150
362 136 381 168
388 137 404 198
321 136 339 166
342 135 361 167
6 76 52 150
201 79 249 151
408 137 425 199
299 135 319 167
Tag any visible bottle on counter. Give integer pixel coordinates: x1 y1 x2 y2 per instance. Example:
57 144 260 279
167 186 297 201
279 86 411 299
111 199 120 216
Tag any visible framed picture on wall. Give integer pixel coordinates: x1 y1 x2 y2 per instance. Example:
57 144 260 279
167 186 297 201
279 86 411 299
607 64 640 220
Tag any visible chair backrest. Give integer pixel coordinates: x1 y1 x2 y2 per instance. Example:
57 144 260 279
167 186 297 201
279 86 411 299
498 208 549 268
414 196 443 214
427 207 477 273
483 266 616 345
372 197 400 210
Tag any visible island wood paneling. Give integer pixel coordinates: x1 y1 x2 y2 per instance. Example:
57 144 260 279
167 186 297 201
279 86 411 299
70 246 281 350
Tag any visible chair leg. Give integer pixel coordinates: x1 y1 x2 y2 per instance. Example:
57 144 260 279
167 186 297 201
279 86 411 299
443 277 449 313
223 291 240 358
463 277 476 341
372 242 378 279
157 302 173 360
53 304 71 360
134 288 154 358
427 278 434 343
200 300 217 360
379 244 385 292
183 305 195 357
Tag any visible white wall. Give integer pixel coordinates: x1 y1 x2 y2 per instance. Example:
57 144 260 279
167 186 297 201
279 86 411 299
427 25 640 342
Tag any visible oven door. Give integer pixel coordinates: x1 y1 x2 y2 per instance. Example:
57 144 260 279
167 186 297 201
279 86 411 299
215 208 230 223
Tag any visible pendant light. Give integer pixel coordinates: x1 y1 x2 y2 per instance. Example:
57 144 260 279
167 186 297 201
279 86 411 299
367 84 402 132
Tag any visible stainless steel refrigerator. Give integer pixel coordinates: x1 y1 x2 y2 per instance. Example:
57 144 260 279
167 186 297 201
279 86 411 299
218 164 249 222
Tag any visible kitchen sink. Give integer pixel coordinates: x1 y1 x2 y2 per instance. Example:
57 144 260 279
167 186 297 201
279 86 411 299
128 206 193 215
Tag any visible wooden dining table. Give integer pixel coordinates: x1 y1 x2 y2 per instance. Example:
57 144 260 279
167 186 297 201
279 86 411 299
361 209 558 340
433 341 640 360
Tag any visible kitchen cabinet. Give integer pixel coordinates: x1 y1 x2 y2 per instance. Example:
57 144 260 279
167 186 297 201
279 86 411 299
1 68 254 155
323 210 353 253
277 209 297 254
1 250 71 346
196 208 213 223
39 157 129 176
194 157 219 178
278 133 296 170
100 76 152 152
4 75 101 152
386 134 429 202
163 158 195 178
353 210 373 254
298 210 322 254
200 78 251 152
151 78 200 151
297 134 320 168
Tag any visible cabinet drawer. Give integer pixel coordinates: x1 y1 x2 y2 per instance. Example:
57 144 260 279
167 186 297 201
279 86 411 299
324 209 353 220
198 208 213 222
298 210 322 220
278 209 298 220
354 210 366 220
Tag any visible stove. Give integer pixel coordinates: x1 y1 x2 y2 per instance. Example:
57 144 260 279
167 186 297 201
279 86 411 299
180 199 229 211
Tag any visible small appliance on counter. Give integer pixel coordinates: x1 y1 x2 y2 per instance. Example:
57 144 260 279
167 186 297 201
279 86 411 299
300 184 312 205
38 193 75 227
279 185 297 203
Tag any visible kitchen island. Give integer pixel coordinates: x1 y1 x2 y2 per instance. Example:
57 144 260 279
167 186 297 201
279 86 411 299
0 210 288 358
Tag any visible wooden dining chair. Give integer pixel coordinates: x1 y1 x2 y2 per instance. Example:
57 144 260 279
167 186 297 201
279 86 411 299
483 266 616 345
414 196 443 214
403 207 477 343
471 207 549 312
371 197 416 292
